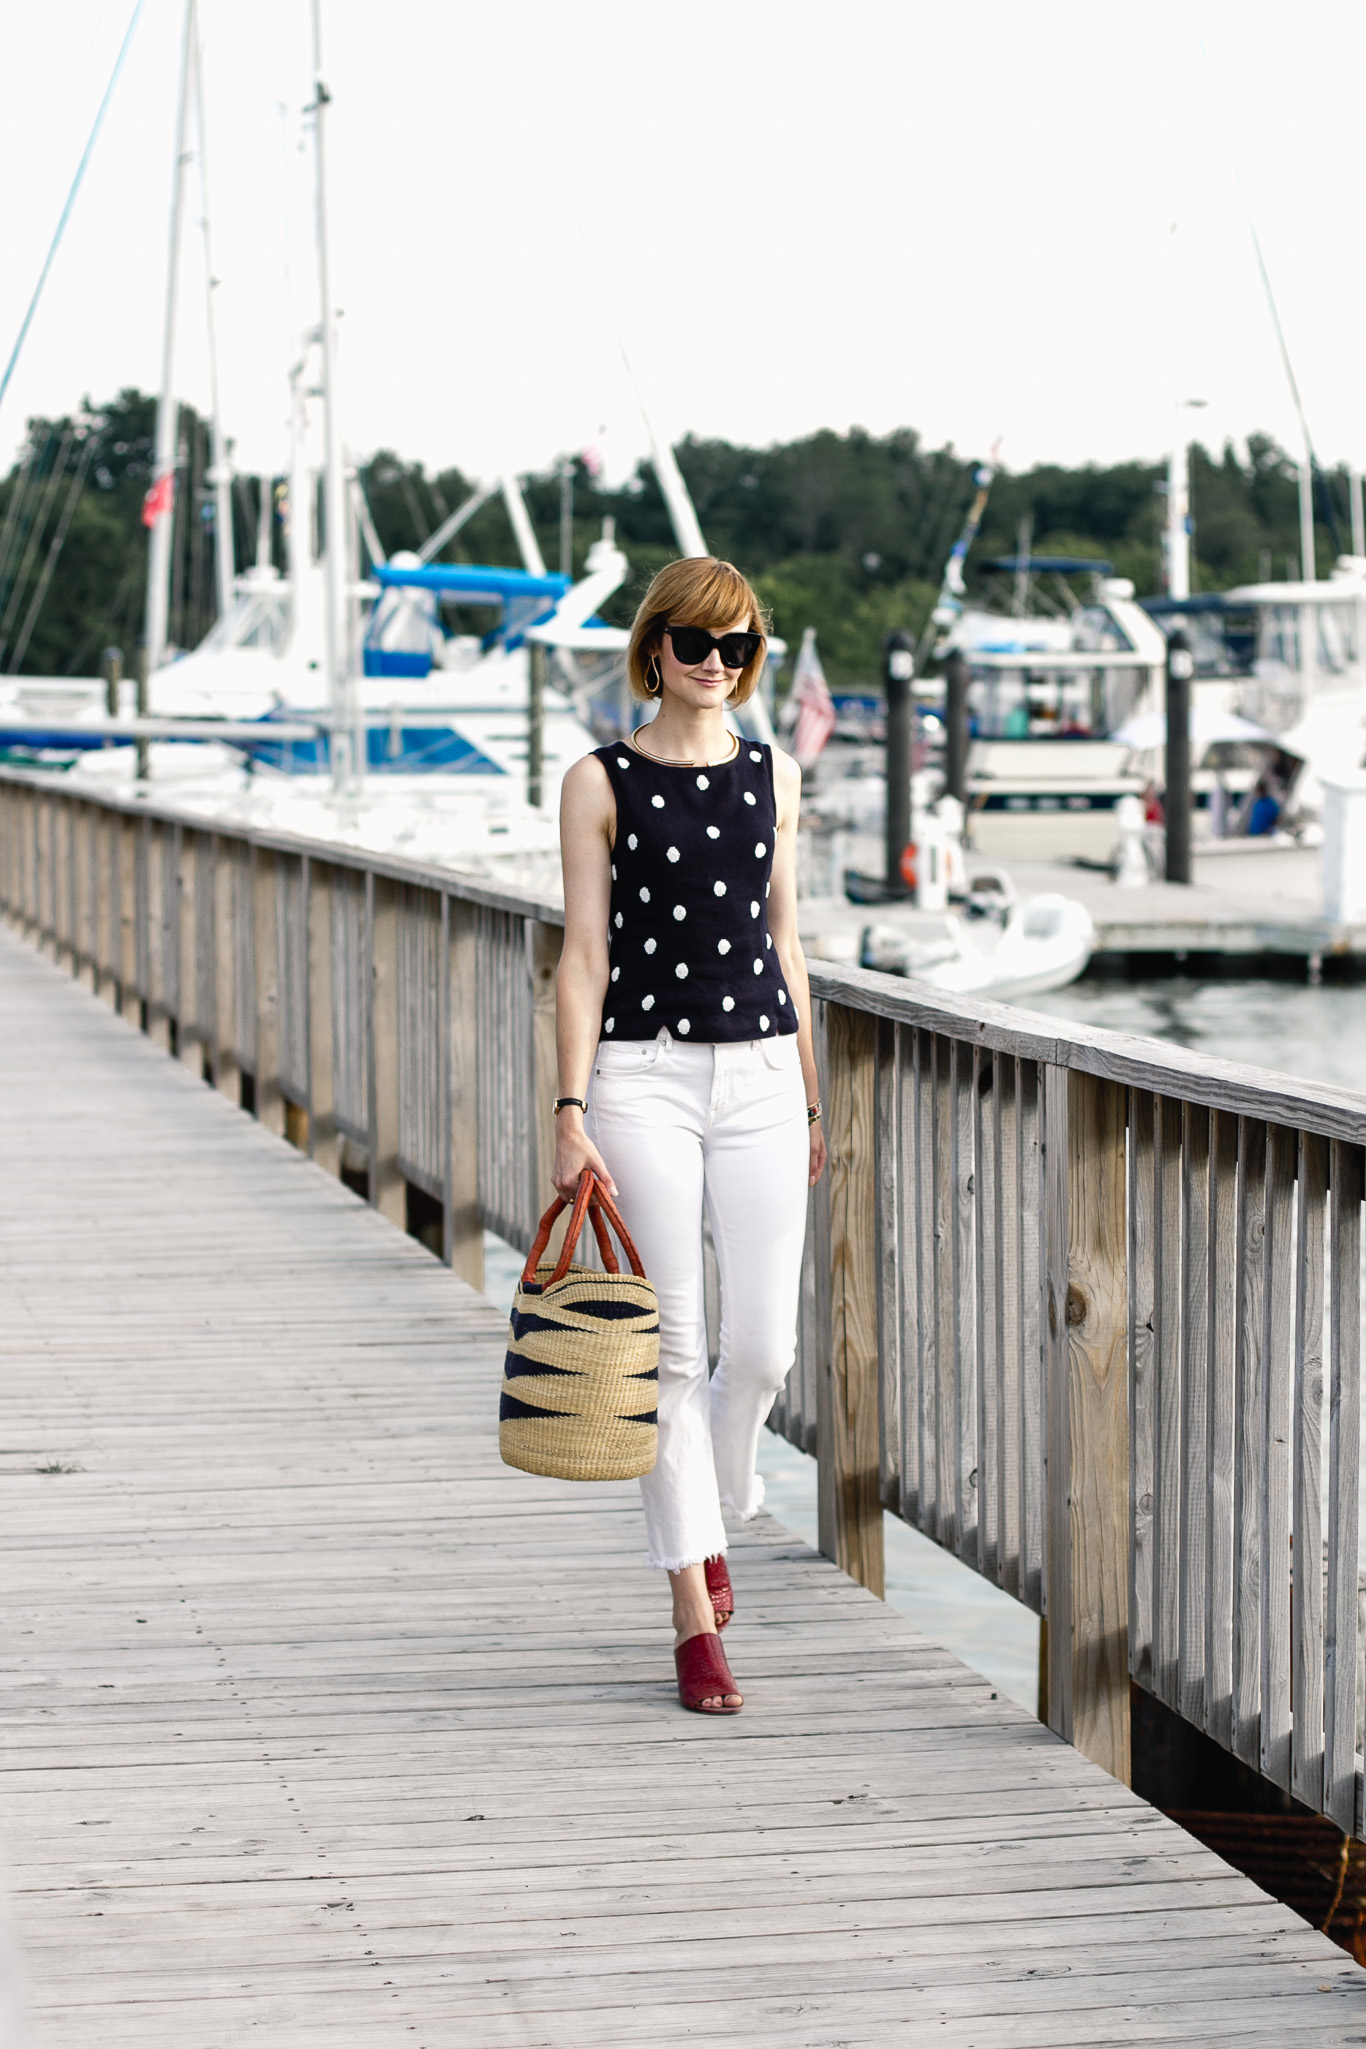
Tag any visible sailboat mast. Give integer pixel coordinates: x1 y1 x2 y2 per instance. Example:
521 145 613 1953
310 0 359 793
190 9 234 621
143 0 196 682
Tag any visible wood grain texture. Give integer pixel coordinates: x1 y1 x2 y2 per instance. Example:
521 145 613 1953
366 872 404 1226
1231 1118 1267 1769
304 859 340 1177
1064 1071 1131 1783
1326 1141 1364 1831
1260 1123 1296 1792
1128 1090 1156 1694
1152 1095 1183 1708
1178 1102 1210 1729
1205 1109 1238 1751
874 1017 902 1516
5 923 1353 2045
1291 1131 1327 1811
821 1001 884 1596
530 916 562 1224
443 895 482 1290
252 846 284 1136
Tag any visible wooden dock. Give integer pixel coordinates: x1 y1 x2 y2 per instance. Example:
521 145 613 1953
3 941 1364 2043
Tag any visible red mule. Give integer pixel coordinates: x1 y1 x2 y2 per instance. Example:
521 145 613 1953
675 1632 742 1714
704 1553 734 1632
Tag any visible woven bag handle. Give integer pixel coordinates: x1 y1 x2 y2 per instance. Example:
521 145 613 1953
520 1171 649 1289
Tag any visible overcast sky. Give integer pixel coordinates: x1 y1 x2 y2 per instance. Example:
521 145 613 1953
1 0 1363 491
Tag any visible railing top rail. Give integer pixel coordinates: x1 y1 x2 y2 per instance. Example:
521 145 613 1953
8 765 1365 1146
804 959 1366 1146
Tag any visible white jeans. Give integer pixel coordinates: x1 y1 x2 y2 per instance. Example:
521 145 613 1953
588 1029 809 1570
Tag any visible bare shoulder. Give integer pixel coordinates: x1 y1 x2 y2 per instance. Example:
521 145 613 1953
770 743 802 807
560 750 614 822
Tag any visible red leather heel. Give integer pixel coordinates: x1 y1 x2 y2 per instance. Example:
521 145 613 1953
675 1632 742 1713
704 1553 734 1631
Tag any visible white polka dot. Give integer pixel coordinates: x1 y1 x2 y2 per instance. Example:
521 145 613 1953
753 959 764 974
721 996 735 1012
766 934 773 949
611 863 617 880
755 842 766 858
616 756 629 769
627 833 638 850
706 826 720 840
639 886 651 903
760 1015 770 1031
765 881 771 898
673 904 686 921
666 846 680 862
605 1017 615 1032
750 749 762 761
611 966 620 981
744 791 756 806
642 994 655 1011
696 774 709 790
644 937 657 955
778 989 787 1004
614 912 623 928
651 794 665 809
677 1018 691 1034
750 900 759 918
717 939 731 955
675 963 689 979
713 880 727 897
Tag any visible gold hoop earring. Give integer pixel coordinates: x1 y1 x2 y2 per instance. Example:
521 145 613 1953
646 656 662 694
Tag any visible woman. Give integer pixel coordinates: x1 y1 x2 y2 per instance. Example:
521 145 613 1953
553 557 827 1715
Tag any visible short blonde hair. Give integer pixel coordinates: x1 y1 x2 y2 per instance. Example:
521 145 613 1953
626 557 769 706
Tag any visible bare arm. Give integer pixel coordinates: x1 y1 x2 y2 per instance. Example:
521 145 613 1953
767 746 827 1187
552 754 618 1200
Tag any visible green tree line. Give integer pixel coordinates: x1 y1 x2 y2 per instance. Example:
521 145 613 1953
0 390 1352 689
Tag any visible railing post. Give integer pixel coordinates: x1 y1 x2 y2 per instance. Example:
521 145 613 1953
118 814 139 1023
530 917 563 1219
145 821 172 1050
252 848 284 1133
176 829 200 1068
306 859 341 1174
443 894 483 1288
212 836 241 1105
367 873 404 1224
817 1001 885 1597
1044 1065 1130 1780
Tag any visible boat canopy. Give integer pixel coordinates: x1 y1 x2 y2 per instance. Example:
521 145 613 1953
983 556 1114 577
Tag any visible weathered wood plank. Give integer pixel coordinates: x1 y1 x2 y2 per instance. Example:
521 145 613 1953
819 1001 884 1596
1325 1139 1363 1831
1260 1122 1296 1792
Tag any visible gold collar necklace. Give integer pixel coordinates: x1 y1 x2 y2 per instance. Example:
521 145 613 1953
629 727 740 770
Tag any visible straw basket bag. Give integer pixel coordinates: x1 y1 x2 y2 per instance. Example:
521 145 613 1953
498 1171 660 1482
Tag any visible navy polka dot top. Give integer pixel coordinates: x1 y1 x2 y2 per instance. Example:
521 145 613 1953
597 739 797 1043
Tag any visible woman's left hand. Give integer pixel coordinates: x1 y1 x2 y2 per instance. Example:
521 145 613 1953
808 1121 827 1187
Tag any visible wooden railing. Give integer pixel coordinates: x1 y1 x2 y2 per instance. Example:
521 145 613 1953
1 768 1362 1834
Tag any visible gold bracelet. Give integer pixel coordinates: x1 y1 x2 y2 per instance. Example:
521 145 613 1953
807 1101 822 1126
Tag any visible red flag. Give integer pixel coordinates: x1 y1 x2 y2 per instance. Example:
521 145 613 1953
141 469 173 529
786 627 836 769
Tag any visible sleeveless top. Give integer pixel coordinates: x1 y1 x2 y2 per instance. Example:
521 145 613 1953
596 738 798 1044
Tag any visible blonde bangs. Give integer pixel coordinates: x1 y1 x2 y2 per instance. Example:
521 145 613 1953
626 557 769 705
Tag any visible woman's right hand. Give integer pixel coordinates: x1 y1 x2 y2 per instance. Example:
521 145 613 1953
552 1116 617 1203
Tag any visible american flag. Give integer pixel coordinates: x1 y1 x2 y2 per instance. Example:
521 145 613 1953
141 469 173 529
786 627 836 769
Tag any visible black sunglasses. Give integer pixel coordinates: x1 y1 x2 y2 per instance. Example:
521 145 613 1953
664 624 764 669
